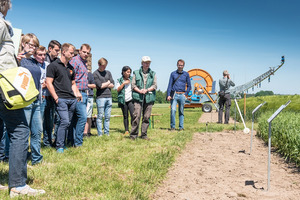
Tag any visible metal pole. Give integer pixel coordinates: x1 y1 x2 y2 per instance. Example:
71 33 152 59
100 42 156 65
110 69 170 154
234 98 250 134
267 122 271 191
266 100 291 191
234 99 236 133
250 102 266 154
244 93 246 119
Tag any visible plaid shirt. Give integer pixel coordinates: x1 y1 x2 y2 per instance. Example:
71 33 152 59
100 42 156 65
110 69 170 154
69 54 88 90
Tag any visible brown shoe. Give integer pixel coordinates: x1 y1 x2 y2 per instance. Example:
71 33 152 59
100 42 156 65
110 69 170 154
129 136 137 141
141 136 150 140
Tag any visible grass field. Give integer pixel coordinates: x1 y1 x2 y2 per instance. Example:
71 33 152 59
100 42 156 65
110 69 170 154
0 103 231 200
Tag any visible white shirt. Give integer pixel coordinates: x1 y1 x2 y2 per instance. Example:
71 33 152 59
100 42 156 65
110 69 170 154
116 79 132 102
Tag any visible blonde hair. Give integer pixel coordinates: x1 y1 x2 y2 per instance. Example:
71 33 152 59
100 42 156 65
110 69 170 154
61 43 75 53
80 44 91 51
98 57 108 66
21 33 39 47
34 45 46 54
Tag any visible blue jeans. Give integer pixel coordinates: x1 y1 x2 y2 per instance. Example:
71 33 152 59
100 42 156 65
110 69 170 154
56 98 76 149
69 92 87 147
96 98 112 136
0 101 29 188
0 123 9 159
24 100 43 165
42 96 56 147
0 121 5 161
170 93 186 129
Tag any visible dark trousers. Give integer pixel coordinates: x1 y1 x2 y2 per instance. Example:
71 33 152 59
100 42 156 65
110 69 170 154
0 102 29 188
43 96 55 147
119 101 134 132
218 93 231 123
55 98 76 149
130 100 153 138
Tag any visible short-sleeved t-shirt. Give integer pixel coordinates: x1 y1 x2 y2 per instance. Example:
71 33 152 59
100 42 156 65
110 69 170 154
87 72 95 97
46 58 76 99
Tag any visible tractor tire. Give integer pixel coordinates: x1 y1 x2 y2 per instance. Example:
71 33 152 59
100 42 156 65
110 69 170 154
202 104 212 113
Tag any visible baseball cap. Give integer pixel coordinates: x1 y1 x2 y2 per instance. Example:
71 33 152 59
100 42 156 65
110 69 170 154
141 56 151 62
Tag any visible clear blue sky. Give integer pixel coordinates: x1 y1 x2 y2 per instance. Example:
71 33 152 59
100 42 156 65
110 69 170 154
7 0 300 94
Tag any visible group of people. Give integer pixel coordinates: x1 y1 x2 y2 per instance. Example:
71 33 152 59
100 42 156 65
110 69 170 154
0 0 235 198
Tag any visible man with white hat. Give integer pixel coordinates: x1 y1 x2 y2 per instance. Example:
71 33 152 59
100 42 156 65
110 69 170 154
130 56 157 140
218 70 235 124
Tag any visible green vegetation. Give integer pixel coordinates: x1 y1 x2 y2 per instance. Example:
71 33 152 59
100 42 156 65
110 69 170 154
231 95 300 166
257 111 300 165
0 104 230 199
231 95 300 122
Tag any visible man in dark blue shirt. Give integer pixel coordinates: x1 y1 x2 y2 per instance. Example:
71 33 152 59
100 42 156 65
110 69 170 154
166 59 191 131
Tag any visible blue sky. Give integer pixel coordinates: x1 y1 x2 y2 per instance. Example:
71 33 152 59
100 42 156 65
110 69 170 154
7 0 300 94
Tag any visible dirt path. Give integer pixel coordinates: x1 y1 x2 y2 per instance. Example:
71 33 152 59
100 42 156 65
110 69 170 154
152 112 300 200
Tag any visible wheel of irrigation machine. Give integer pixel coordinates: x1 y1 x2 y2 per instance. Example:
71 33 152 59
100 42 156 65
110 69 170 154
202 104 212 113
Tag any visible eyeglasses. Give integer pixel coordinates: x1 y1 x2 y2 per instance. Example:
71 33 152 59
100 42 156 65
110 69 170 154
178 65 184 67
26 43 37 48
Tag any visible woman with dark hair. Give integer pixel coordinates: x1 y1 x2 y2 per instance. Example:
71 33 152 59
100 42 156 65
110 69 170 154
116 66 134 135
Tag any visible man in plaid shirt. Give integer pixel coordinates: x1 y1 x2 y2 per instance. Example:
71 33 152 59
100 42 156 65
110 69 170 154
68 44 91 147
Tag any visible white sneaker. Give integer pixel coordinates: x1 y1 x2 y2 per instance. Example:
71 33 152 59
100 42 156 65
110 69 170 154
10 185 45 198
0 184 8 190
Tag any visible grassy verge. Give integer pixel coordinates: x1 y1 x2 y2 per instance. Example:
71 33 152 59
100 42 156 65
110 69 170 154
0 104 188 199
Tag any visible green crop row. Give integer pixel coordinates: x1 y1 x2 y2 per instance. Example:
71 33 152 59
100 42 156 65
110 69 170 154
256 111 300 165
230 95 300 122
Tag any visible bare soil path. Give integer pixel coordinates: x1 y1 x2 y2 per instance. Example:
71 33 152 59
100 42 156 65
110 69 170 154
152 112 300 200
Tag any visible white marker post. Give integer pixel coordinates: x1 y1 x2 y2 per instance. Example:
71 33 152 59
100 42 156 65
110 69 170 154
250 102 266 154
266 100 291 191
234 99 250 134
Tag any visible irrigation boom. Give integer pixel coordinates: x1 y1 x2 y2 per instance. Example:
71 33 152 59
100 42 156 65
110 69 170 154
229 56 285 97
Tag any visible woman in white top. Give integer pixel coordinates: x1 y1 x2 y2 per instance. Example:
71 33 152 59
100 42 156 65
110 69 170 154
116 66 134 135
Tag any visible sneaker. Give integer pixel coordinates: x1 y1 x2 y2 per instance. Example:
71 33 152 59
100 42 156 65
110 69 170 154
123 131 129 136
0 184 8 190
56 148 64 153
10 185 45 198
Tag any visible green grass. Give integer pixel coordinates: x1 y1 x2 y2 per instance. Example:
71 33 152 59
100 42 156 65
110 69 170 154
0 103 235 199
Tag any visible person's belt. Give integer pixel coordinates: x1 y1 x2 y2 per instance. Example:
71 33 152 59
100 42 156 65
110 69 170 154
175 92 185 94
79 89 88 93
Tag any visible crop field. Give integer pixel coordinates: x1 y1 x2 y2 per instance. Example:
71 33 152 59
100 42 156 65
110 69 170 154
231 95 300 165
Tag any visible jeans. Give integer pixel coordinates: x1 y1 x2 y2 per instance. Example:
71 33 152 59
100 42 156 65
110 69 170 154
119 101 134 132
24 100 43 165
56 98 76 149
43 96 56 147
0 121 5 161
69 92 87 147
130 100 153 138
0 101 29 188
96 98 112 136
170 93 186 129
218 93 231 123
